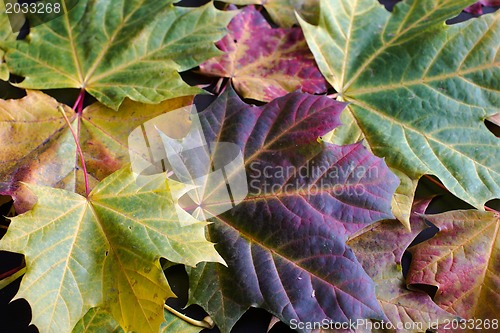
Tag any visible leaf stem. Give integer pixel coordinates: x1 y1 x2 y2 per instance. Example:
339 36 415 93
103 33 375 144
0 265 23 280
58 105 90 197
423 175 447 191
73 88 85 140
163 304 215 329
484 206 498 213
72 88 85 114
214 77 224 95
0 267 26 290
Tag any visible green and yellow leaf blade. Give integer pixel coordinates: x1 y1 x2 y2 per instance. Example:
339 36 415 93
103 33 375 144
3 0 234 109
73 307 203 333
0 166 223 333
0 91 193 213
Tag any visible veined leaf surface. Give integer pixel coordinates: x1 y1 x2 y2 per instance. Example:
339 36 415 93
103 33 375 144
407 210 500 324
186 86 399 333
0 91 192 213
72 307 202 333
347 199 459 332
0 166 223 333
200 5 327 102
300 0 500 227
3 0 233 109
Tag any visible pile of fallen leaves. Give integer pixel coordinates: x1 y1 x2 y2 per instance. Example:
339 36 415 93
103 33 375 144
0 1 498 333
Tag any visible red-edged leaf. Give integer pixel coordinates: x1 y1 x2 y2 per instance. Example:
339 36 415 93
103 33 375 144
199 6 327 102
186 86 399 333
407 210 500 324
347 198 459 332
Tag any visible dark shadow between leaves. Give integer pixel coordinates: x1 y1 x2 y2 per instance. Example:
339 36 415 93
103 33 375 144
447 5 500 24
0 269 38 333
0 79 26 99
485 119 500 137
175 0 212 8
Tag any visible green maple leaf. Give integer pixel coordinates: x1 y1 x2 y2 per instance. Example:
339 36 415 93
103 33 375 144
0 166 224 333
300 0 500 229
3 0 234 109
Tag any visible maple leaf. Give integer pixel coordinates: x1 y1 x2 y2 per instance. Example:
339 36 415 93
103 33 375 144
2 0 234 109
0 91 192 213
407 210 500 325
72 307 203 333
184 86 400 333
264 202 458 333
346 199 459 333
0 166 224 333
465 1 500 14
199 5 327 102
299 0 500 229
219 0 319 27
